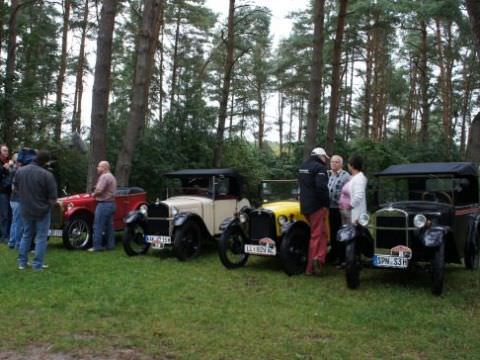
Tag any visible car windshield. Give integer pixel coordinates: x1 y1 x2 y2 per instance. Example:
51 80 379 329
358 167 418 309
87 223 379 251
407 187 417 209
261 180 299 203
167 177 212 197
378 175 457 205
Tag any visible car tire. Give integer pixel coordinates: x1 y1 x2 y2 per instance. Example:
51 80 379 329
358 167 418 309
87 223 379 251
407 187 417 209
62 214 92 250
218 224 249 269
173 221 201 261
431 242 445 296
123 222 150 256
464 231 479 270
345 240 360 289
280 225 309 276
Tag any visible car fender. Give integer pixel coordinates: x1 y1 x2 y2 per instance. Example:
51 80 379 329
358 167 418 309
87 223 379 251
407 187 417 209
173 212 211 238
465 214 480 251
421 226 449 247
124 210 146 225
219 216 236 232
337 224 374 257
283 220 309 238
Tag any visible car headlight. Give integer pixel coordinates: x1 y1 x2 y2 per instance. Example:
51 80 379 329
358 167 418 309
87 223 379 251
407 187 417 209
278 215 288 225
139 204 148 216
413 214 427 228
171 207 179 216
358 213 370 227
239 213 248 223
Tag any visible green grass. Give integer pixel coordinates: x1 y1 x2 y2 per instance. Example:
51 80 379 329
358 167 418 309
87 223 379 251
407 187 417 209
1 237 480 359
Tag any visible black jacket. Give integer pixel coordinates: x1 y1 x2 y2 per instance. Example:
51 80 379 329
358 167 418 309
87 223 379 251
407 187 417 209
298 156 329 214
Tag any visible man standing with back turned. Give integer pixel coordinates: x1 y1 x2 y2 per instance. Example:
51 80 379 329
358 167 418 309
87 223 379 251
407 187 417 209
89 161 117 252
298 147 330 275
16 150 57 271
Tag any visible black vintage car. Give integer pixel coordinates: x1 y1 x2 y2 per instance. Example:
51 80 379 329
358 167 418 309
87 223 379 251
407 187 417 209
338 162 480 295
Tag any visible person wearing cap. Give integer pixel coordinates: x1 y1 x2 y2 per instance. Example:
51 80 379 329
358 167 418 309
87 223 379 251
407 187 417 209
298 147 330 275
327 155 350 267
15 150 58 271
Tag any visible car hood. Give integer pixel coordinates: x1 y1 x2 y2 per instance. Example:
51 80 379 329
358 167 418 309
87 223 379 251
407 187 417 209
261 201 301 215
58 193 93 203
379 201 453 214
162 196 213 214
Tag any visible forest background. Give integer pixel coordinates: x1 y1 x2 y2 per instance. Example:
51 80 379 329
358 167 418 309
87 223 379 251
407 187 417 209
1 0 480 201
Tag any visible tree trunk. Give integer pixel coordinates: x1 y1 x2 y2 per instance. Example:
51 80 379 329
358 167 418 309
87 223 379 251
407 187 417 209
303 0 325 158
2 0 19 145
115 0 164 186
466 0 480 60
278 94 284 155
257 88 265 149
363 30 373 138
158 24 165 124
0 0 4 62
325 0 348 154
212 0 235 167
419 19 429 143
72 0 90 133
466 113 480 163
54 0 71 142
87 0 118 191
460 52 474 156
169 4 182 114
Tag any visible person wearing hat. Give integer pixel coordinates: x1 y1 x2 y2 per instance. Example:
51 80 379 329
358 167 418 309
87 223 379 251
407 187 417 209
298 147 330 275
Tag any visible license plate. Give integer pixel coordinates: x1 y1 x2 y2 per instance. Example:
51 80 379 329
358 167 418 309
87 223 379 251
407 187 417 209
146 235 171 250
373 254 409 269
48 229 63 237
244 244 276 256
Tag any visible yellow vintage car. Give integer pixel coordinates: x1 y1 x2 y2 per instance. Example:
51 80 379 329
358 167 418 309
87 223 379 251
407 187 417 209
218 180 310 275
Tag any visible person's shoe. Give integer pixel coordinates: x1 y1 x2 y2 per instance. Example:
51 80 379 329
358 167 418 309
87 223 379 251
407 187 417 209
336 262 346 269
312 259 323 276
18 264 26 270
88 247 103 252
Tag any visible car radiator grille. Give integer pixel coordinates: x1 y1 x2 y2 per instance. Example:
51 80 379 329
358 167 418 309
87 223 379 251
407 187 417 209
50 202 63 228
249 210 276 242
374 209 409 249
146 203 170 235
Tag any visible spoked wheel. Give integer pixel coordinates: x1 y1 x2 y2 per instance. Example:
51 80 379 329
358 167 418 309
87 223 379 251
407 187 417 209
123 222 150 256
63 214 92 250
218 224 249 269
280 225 309 275
465 230 479 270
345 240 361 289
174 221 201 261
431 242 445 296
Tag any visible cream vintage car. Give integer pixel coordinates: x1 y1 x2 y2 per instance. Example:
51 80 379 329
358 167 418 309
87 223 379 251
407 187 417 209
122 169 250 260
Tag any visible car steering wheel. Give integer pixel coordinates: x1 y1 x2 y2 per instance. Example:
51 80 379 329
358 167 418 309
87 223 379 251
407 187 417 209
421 191 453 204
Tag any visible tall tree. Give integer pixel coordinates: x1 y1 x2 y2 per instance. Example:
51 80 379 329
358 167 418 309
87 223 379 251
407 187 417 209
115 0 164 186
304 0 325 158
325 0 348 154
87 0 118 190
212 0 235 167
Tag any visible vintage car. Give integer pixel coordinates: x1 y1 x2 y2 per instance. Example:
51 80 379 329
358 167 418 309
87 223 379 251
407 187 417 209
49 187 147 250
122 168 250 260
218 180 310 275
337 162 480 295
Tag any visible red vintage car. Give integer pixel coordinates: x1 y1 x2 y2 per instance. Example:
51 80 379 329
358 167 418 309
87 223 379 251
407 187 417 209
49 187 147 250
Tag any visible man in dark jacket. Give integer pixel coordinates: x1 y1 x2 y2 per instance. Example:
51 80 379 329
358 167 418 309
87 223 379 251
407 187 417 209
298 147 330 275
0 144 12 242
15 150 57 271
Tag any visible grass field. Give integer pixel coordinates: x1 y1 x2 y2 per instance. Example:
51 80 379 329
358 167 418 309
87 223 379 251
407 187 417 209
1 236 479 359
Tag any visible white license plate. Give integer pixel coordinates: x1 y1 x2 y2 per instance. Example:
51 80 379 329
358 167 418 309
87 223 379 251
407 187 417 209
373 255 409 269
244 244 277 256
48 229 63 237
146 235 171 249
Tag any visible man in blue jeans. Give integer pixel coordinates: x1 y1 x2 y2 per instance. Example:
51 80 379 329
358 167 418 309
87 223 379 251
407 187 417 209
89 161 117 252
0 144 12 243
15 150 57 270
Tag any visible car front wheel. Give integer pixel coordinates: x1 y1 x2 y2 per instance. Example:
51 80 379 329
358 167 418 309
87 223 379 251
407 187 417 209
62 214 92 250
431 242 445 296
173 221 201 261
280 225 309 275
123 222 150 256
345 240 361 289
218 224 249 269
